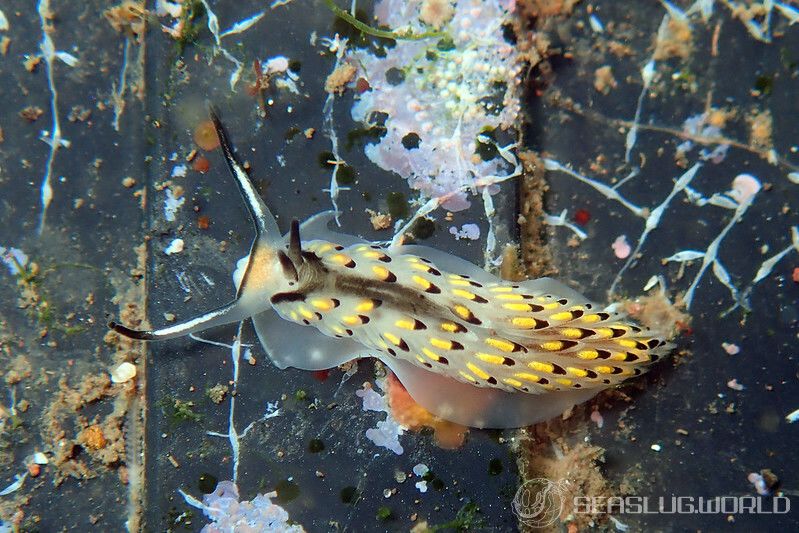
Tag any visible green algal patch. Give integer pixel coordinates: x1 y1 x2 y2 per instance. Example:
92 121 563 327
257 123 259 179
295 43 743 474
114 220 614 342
158 395 203 425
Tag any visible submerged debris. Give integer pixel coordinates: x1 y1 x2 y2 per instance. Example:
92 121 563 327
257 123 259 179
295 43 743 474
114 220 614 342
185 480 305 532
356 381 406 455
110 362 137 384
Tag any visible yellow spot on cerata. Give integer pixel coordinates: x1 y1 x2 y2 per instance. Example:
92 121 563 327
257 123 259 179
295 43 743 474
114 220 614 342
298 306 315 320
311 299 335 311
496 293 524 301
342 315 360 326
378 340 389 350
503 378 523 388
384 332 401 346
485 338 516 352
317 243 334 254
406 257 419 263
610 352 629 361
489 286 513 293
594 328 614 339
594 365 615 374
362 250 382 259
577 350 599 360
581 314 602 323
416 355 427 364
440 322 460 333
422 348 441 361
289 311 299 321
410 262 430 272
561 328 584 339
452 289 477 300
514 372 541 383
355 300 374 312
332 326 345 335
330 253 351 265
372 265 391 280
529 361 555 373
458 371 478 383
541 302 561 310
541 341 565 351
476 353 505 365
412 275 432 290
448 278 472 287
511 317 542 329
447 274 463 279
550 311 573 321
430 338 452 350
395 319 416 330
466 362 490 380
503 302 532 312
617 339 639 349
555 378 573 386
453 305 471 319
566 367 588 377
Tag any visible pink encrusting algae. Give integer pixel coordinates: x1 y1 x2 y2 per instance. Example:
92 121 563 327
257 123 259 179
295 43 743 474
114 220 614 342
346 0 524 212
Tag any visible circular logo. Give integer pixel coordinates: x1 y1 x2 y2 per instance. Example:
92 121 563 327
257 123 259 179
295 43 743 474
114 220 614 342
512 478 567 528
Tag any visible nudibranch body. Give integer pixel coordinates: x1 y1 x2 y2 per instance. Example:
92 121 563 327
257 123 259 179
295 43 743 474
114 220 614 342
110 109 672 429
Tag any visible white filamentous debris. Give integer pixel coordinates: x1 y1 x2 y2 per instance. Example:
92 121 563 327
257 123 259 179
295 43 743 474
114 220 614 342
219 11 265 38
195 325 243 482
729 226 799 313
197 0 268 90
717 0 799 42
320 35 351 226
609 164 701 296
544 158 646 217
543 209 588 240
623 58 657 168
683 176 762 308
36 0 75 235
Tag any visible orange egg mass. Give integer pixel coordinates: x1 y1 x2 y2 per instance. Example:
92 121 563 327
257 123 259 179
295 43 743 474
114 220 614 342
194 120 221 151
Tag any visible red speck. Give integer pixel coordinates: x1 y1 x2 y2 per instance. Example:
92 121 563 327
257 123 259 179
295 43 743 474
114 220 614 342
675 320 693 336
192 156 210 173
573 208 591 226
312 369 330 382
792 267 799 283
356 77 370 93
197 215 210 230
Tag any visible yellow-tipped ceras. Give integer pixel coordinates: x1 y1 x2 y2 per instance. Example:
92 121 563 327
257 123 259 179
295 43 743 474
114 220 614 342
110 107 672 429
